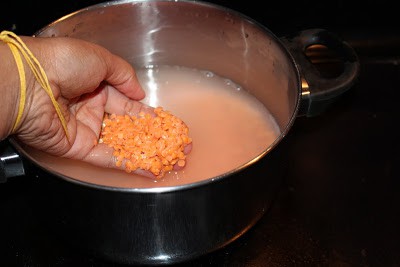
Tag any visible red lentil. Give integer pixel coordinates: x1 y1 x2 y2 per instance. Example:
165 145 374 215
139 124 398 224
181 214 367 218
99 107 192 179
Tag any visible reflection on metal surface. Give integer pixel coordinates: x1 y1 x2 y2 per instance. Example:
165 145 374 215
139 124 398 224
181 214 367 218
301 77 310 96
0 143 25 182
305 44 344 78
297 77 310 116
143 67 160 107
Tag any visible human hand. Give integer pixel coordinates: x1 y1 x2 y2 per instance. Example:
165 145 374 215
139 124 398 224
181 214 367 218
1 35 190 178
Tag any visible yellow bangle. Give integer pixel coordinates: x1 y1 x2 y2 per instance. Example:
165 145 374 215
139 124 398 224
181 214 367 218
0 30 68 138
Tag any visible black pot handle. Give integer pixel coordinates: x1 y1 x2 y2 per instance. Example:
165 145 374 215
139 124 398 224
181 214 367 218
0 139 25 183
281 28 360 117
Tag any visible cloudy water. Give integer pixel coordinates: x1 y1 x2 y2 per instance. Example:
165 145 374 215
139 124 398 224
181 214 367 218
26 65 281 188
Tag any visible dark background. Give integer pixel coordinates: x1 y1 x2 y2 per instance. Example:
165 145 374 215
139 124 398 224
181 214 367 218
1 1 400 267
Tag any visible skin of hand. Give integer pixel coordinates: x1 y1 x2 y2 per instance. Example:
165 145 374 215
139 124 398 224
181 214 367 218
0 35 191 178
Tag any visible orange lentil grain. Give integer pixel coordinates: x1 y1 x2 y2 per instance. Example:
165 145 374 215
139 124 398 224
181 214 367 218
99 107 192 179
177 159 186 167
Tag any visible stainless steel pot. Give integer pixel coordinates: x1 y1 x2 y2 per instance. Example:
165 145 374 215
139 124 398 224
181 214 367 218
1 0 359 265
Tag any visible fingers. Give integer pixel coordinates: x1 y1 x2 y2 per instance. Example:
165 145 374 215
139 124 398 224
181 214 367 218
38 36 145 101
104 84 154 116
184 142 193 155
84 143 157 179
99 45 145 101
172 142 193 171
85 142 191 179
104 60 145 100
87 143 192 179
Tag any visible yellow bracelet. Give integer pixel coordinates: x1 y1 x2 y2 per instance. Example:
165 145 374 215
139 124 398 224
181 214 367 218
0 30 68 138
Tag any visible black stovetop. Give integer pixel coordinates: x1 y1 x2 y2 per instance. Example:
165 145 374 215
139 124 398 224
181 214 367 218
1 1 400 266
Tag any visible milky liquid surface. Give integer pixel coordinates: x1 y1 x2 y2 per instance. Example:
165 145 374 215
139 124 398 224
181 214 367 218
26 65 281 188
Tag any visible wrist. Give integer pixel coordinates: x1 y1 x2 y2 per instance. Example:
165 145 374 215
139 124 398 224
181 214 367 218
0 33 41 141
0 42 20 140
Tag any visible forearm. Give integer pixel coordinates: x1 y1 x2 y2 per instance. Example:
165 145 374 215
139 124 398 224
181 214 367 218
0 42 20 141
